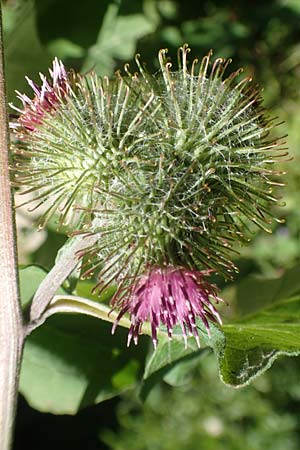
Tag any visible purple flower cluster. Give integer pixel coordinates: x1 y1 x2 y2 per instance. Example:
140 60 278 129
112 266 223 348
11 58 68 131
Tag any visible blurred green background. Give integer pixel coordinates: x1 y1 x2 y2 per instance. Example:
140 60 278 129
3 0 300 448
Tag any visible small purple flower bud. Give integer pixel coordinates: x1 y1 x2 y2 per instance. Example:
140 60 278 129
11 58 68 131
112 266 223 348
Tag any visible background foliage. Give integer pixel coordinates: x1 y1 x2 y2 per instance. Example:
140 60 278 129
3 0 300 448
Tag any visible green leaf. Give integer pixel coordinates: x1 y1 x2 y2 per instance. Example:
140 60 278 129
34 0 110 48
82 3 155 76
33 229 68 271
162 353 207 387
236 265 300 316
20 315 145 414
3 0 51 103
141 322 225 399
20 266 300 411
220 296 300 387
141 274 300 393
19 266 147 414
19 265 65 310
144 321 224 380
75 279 116 303
47 38 85 59
20 314 147 414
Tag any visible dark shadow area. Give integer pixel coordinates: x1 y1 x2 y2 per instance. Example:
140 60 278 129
14 394 119 450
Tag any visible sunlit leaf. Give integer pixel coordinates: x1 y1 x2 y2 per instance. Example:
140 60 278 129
220 296 300 386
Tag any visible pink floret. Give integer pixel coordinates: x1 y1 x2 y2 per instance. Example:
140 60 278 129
10 58 69 131
112 266 223 349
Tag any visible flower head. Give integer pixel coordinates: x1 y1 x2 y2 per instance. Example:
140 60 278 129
10 45 287 347
11 46 285 238
11 58 69 132
112 266 223 348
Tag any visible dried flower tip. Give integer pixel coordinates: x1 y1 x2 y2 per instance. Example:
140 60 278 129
112 266 222 349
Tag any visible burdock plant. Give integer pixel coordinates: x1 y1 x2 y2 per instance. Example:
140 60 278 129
11 45 285 348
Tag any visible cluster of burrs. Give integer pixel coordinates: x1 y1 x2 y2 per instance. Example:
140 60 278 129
10 45 286 347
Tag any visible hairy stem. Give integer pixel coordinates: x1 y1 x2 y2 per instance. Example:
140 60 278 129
0 5 24 450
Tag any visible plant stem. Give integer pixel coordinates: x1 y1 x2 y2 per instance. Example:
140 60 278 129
0 5 24 450
29 233 99 325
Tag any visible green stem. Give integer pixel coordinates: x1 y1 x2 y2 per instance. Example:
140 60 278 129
0 5 24 450
29 233 99 325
